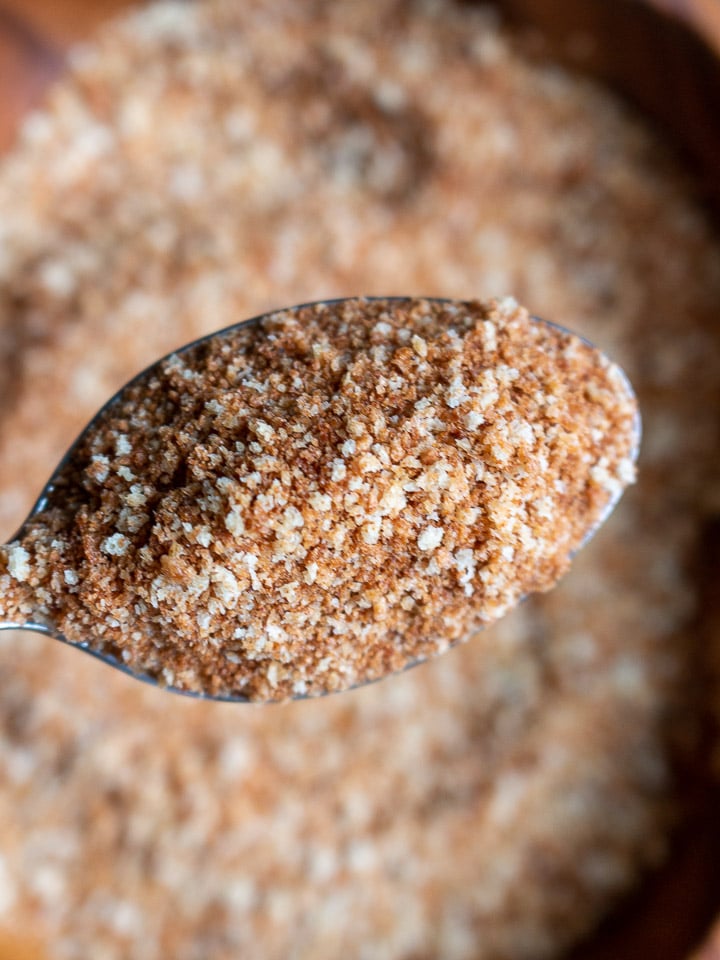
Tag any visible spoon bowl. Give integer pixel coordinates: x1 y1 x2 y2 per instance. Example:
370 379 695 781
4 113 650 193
0 296 641 703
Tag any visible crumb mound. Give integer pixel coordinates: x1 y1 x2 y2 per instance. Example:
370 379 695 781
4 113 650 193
1 296 637 700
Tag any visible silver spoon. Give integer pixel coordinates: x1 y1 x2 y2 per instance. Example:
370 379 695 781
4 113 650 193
0 297 641 703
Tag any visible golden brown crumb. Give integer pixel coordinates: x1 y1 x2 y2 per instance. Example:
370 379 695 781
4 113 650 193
1 296 637 700
0 1 719 958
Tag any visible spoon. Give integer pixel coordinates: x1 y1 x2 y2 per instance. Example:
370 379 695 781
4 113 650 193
0 296 641 703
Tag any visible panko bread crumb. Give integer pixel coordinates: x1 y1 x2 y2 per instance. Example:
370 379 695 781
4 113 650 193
0 1 719 958
0 297 638 700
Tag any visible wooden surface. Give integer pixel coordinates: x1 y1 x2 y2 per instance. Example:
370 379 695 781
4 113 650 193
652 0 720 47
0 0 128 151
0 1 718 959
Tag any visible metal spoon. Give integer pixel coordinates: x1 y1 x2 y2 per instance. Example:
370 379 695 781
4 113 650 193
0 297 641 702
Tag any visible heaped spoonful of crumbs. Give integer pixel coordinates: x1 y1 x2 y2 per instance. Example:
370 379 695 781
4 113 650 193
0 297 639 702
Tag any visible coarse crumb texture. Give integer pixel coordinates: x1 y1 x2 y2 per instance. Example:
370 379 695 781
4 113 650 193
0 1 719 958
0 297 638 701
